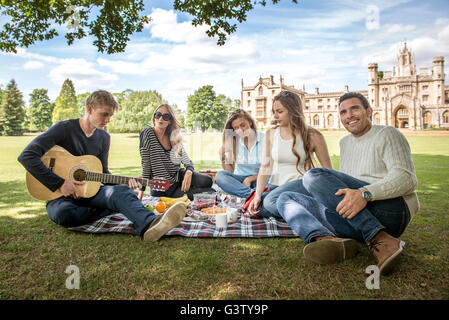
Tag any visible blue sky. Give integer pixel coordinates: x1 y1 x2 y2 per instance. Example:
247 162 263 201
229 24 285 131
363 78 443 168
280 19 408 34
1 0 448 110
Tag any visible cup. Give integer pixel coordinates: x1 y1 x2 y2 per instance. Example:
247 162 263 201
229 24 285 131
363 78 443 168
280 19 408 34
215 213 228 229
226 208 239 223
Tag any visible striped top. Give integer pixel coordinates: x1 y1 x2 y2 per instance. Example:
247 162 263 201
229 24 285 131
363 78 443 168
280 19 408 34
139 127 194 185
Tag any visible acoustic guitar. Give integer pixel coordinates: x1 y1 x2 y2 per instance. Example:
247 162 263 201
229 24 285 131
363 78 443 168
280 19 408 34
26 145 170 201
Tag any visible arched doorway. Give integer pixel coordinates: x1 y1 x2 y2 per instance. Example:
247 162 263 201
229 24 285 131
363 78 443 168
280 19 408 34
423 111 432 129
373 112 380 125
327 114 334 128
442 111 449 125
394 106 409 128
313 114 320 127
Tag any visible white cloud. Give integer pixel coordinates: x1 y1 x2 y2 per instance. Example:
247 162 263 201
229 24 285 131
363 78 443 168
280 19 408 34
3 48 59 64
49 58 118 92
23 60 45 70
97 58 146 75
361 21 449 71
147 8 212 44
385 24 416 34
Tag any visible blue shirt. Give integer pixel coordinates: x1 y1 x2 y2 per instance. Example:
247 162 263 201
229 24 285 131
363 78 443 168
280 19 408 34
234 131 264 176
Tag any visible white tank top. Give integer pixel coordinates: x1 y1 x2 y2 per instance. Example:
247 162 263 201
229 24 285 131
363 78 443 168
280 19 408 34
269 127 307 186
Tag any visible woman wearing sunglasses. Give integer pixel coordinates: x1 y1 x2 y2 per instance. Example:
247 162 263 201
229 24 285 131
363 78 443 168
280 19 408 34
138 104 214 201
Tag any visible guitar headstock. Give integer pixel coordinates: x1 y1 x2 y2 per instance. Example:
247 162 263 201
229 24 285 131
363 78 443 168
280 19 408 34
148 178 170 191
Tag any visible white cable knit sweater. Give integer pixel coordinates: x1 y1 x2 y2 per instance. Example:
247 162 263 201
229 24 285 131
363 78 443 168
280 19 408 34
339 125 420 216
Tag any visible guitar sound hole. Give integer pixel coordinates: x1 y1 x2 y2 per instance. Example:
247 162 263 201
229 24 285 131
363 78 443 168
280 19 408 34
73 169 87 182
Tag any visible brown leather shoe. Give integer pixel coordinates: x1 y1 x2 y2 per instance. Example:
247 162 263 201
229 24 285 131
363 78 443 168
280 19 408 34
143 202 186 242
368 230 405 275
303 236 359 265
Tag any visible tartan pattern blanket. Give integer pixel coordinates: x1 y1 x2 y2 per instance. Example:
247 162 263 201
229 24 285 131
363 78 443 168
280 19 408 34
67 195 298 238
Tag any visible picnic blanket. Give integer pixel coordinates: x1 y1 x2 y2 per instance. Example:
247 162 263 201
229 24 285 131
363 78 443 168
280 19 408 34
68 195 299 238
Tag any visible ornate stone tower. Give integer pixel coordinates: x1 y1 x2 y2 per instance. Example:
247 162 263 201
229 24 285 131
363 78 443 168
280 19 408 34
368 62 379 108
396 42 416 76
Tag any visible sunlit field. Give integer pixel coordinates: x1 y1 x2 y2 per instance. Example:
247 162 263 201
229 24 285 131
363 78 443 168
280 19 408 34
1 130 448 300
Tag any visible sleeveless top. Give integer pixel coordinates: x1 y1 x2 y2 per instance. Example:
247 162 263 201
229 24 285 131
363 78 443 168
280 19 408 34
269 127 307 186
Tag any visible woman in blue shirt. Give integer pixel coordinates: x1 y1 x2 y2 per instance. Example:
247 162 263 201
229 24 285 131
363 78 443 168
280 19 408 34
216 109 267 198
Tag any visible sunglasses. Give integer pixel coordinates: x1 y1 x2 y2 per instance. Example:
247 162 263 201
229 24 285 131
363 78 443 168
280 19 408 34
154 111 173 121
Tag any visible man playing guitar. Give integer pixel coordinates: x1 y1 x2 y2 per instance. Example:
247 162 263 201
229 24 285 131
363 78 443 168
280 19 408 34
18 90 186 242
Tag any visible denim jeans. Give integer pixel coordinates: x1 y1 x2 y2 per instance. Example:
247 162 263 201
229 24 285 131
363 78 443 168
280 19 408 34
46 185 156 236
215 170 258 199
277 168 411 243
258 179 312 218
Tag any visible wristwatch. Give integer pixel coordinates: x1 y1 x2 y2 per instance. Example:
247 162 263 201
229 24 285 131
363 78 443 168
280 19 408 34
359 187 373 201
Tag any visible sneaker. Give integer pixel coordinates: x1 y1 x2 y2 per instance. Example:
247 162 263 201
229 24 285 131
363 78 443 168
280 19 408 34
303 236 359 265
368 230 405 275
143 202 187 242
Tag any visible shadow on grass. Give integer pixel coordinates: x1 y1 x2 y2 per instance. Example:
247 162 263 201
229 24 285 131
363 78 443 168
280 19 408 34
1 154 448 299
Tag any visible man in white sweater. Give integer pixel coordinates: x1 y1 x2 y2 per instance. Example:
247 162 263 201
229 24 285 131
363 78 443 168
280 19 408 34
276 92 419 275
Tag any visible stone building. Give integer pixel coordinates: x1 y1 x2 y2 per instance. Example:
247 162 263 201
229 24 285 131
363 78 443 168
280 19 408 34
241 43 449 130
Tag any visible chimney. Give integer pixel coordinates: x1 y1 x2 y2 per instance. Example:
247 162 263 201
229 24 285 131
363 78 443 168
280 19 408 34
315 87 319 94
270 75 274 84
344 85 349 93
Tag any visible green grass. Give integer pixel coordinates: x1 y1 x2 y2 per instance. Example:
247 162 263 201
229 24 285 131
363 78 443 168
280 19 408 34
1 132 448 300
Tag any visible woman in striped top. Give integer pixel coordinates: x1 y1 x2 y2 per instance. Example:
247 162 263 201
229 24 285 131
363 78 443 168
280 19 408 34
138 104 213 200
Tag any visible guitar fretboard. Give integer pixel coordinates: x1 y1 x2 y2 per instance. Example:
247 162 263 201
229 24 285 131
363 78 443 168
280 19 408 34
86 171 148 186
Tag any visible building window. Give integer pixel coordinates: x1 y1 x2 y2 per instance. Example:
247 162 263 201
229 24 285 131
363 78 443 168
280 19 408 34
258 86 263 96
247 92 251 97
422 85 428 91
443 111 449 124
397 108 409 118
313 115 320 126
257 99 265 107
247 100 251 107
373 113 380 125
399 85 411 92
422 95 429 102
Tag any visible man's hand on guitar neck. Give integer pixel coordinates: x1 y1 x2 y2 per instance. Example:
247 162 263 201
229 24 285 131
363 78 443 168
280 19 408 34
59 179 84 199
127 178 142 191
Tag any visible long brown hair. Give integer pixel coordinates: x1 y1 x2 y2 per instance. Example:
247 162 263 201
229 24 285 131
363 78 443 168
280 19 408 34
222 109 257 163
152 104 183 156
272 91 314 174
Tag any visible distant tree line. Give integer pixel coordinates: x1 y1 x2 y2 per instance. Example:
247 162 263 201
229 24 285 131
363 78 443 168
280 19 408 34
0 78 240 136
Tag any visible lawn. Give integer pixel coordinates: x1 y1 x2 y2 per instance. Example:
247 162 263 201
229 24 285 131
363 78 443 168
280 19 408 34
0 131 448 300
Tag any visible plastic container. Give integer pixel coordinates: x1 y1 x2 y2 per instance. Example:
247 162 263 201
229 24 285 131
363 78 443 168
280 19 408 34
192 193 216 210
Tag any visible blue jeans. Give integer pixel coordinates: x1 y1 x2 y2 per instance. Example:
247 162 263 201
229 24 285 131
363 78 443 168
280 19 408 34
46 185 156 236
277 168 410 243
215 170 260 199
258 179 311 218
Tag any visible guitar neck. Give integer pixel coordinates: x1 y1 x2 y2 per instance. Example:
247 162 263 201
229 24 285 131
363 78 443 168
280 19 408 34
86 172 148 186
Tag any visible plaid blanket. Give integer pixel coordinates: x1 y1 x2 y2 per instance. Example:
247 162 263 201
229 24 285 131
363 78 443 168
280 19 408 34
68 195 298 238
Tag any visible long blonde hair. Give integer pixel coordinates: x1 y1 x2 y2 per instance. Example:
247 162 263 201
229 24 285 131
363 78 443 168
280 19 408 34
152 104 183 156
272 91 314 174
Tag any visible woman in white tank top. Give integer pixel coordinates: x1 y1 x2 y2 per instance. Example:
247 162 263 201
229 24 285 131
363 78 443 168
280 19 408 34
248 91 333 218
